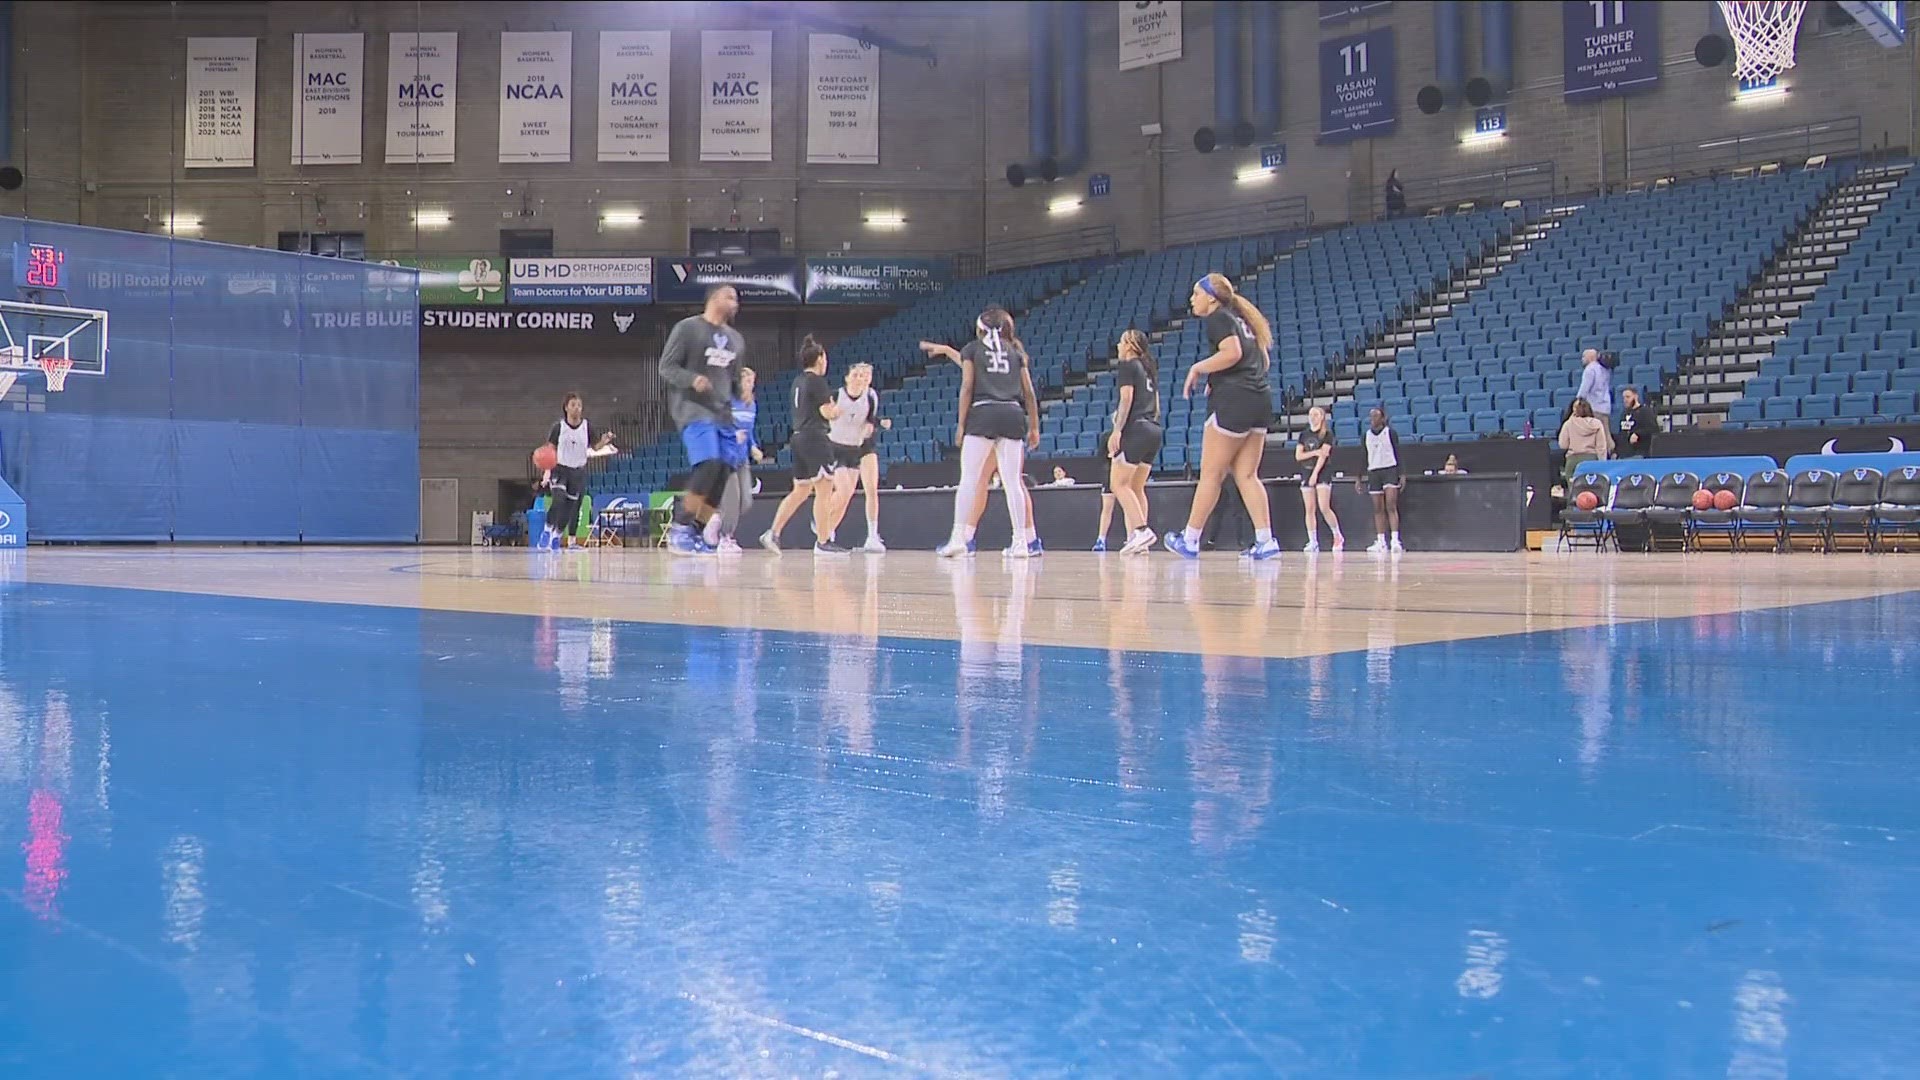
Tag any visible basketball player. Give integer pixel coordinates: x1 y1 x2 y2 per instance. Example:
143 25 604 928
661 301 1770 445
658 284 744 554
1164 273 1280 560
928 308 1039 557
1107 329 1161 555
919 334 1042 555
762 336 853 555
1357 406 1405 553
539 392 616 550
827 362 890 552
1295 405 1345 552
705 365 764 554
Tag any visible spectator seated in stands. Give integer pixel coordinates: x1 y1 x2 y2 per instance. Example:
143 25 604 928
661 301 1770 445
1558 398 1613 480
1440 454 1466 476
1047 466 1074 487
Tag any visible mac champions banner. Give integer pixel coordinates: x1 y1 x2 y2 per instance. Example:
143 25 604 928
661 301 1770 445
807 34 879 164
1118 2 1183 70
292 33 363 165
701 30 773 161
598 30 671 162
387 32 457 164
185 38 257 168
499 32 572 163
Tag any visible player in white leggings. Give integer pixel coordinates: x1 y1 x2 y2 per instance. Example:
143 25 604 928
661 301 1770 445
923 308 1040 557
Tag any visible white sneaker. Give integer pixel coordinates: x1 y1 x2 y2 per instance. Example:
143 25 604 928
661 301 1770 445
1390 538 1405 554
1003 542 1033 559
862 534 886 553
937 537 976 558
1367 538 1388 554
717 537 744 554
1120 528 1156 555
1331 535 1346 552
1303 539 1320 553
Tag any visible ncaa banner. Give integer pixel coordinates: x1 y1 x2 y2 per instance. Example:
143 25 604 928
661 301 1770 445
1318 27 1396 142
701 30 773 161
499 32 572 163
1118 2 1183 71
807 35 879 165
508 258 654 304
292 33 363 165
185 38 257 168
1562 1 1662 100
598 30 671 162
386 32 457 164
804 257 951 304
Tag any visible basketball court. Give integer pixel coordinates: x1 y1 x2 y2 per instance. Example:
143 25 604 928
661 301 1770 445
3 547 1917 1075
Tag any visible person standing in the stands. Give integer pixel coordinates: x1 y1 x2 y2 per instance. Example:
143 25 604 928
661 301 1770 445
1617 386 1656 459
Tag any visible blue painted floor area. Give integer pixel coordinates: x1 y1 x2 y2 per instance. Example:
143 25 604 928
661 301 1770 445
2 582 1918 1078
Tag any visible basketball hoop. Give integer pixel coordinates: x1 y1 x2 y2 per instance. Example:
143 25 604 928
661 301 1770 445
1717 0 1809 83
37 352 72 392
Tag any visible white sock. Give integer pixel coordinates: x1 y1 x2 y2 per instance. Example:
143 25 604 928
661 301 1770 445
963 524 977 543
1391 531 1401 542
1183 526 1201 546
704 518 722 545
1255 528 1273 544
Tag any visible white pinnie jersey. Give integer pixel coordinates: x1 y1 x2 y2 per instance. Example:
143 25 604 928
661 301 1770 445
551 418 592 469
1364 425 1399 470
828 388 878 447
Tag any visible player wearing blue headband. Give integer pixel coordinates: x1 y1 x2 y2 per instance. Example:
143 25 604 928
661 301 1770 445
1165 272 1280 560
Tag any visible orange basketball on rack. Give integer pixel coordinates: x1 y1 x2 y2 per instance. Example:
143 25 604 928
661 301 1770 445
1692 489 1714 511
1714 489 1738 512
1575 491 1600 511
532 445 557 472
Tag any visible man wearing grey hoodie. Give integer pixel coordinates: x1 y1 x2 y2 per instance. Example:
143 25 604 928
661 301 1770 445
657 283 744 554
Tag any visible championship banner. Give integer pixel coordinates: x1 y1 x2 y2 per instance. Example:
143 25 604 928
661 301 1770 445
499 32 572 163
804 258 951 304
1318 27 1396 142
1562 1 1662 100
1118 2 1183 71
701 30 773 162
185 38 256 168
807 34 878 165
508 258 653 304
657 258 800 304
292 33 363 165
386 32 457 165
598 30 671 162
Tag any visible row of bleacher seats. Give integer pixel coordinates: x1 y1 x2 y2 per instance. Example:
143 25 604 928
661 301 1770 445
1562 461 1920 552
1724 163 1920 430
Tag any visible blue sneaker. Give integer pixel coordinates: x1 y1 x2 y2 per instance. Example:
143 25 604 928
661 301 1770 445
1163 532 1200 559
1028 538 1045 557
1242 538 1282 561
1092 537 1107 552
665 525 703 556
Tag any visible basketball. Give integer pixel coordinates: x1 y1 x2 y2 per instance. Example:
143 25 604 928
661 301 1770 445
1714 490 1739 512
1692 489 1715 511
532 444 557 472
1575 491 1600 511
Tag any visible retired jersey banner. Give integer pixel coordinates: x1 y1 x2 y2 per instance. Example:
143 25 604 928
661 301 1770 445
1318 27 1396 142
499 32 572 163
509 258 653 304
292 33 363 165
1562 1 1662 100
701 30 773 161
185 38 257 168
1118 2 1183 71
806 34 879 164
386 32 458 164
598 30 671 162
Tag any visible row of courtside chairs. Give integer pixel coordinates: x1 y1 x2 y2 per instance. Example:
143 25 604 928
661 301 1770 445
1560 466 1920 553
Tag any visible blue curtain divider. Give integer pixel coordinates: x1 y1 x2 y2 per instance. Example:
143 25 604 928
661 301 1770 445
0 216 420 542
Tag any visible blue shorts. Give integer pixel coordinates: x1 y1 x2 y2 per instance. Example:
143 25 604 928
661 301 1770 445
718 429 751 469
681 420 725 466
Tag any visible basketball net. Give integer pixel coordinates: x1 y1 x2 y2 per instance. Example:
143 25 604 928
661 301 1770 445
1717 0 1809 83
37 352 72 392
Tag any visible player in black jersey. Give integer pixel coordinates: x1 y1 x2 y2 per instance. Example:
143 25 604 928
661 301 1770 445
921 307 1039 557
1165 273 1281 561
761 335 853 555
1106 329 1162 555
1294 405 1346 552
